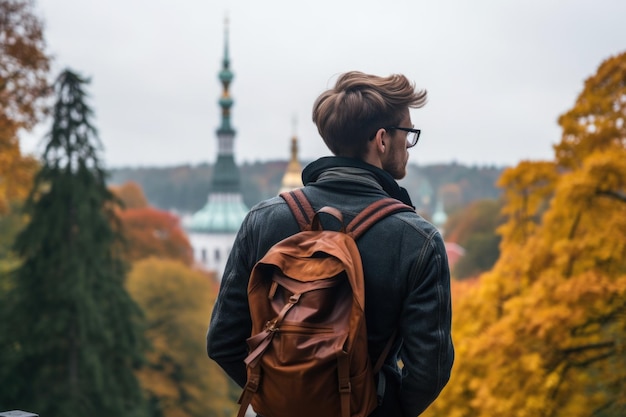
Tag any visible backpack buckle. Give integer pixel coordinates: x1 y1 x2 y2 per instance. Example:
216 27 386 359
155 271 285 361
265 320 279 332
339 379 351 394
247 376 259 392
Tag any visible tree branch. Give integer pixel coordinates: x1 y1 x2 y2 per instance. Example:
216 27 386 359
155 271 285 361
569 349 616 368
559 340 614 356
597 189 626 202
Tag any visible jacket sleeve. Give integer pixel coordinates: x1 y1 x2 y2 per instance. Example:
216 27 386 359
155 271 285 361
399 230 454 416
206 212 256 388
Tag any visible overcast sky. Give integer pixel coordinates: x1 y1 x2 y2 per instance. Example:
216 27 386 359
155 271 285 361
20 0 626 169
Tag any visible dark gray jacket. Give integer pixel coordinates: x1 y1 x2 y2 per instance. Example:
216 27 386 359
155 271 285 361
207 157 454 416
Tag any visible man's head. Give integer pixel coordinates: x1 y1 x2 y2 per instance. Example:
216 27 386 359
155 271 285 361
312 71 427 178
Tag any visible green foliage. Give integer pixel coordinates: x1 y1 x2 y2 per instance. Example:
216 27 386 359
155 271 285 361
0 202 27 297
445 199 503 279
0 202 27 259
453 231 501 279
109 160 291 211
406 162 504 209
109 161 504 216
110 164 215 212
0 69 148 417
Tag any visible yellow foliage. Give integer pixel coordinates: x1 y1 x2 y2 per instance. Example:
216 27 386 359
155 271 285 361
0 122 38 215
497 160 558 247
127 258 237 417
424 51 626 417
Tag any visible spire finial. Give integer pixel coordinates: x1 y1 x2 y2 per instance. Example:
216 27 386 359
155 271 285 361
290 115 299 163
223 14 230 67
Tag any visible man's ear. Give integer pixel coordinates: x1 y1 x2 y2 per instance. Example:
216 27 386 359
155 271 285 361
362 128 386 169
373 128 386 154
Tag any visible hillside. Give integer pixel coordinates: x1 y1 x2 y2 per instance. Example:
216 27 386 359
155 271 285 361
109 161 506 218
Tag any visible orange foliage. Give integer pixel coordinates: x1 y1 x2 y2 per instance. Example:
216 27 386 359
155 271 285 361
0 121 38 214
110 181 149 209
0 0 50 130
423 51 626 417
0 0 50 214
127 258 236 417
450 277 480 302
119 207 193 266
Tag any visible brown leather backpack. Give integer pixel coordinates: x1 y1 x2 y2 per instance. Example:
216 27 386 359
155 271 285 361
237 189 413 417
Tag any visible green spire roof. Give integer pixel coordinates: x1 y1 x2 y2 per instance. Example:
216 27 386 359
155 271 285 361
217 18 235 136
187 18 248 234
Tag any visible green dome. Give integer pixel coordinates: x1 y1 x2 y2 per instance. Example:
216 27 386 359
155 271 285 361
187 194 248 233
219 69 233 83
219 96 233 108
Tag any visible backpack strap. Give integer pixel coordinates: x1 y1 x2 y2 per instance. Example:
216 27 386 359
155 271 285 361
237 366 261 417
373 329 398 374
280 195 409 354
281 191 414 237
347 198 414 240
280 189 316 231
337 351 351 417
345 199 411 404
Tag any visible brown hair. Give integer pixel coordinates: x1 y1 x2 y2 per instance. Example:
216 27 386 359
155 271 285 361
312 71 427 157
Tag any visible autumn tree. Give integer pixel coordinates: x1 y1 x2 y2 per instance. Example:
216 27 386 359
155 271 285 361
110 180 149 209
127 258 237 417
445 199 503 279
424 51 626 417
118 207 193 266
0 69 148 417
0 0 50 214
110 181 193 266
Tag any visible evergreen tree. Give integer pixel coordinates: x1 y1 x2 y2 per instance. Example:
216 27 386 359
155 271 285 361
0 69 148 416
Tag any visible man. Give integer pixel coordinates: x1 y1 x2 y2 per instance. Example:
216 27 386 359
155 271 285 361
207 71 454 416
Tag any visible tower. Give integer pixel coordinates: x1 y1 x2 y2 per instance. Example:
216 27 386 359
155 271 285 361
279 117 304 194
432 199 448 234
186 20 248 278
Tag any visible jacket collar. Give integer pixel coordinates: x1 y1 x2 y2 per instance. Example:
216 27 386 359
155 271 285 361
302 156 415 208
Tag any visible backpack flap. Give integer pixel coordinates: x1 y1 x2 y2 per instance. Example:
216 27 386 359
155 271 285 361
242 229 375 417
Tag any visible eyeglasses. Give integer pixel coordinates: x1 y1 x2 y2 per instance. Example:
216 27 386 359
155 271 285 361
384 126 421 148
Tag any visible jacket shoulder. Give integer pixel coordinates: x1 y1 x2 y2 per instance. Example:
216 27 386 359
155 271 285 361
385 209 441 242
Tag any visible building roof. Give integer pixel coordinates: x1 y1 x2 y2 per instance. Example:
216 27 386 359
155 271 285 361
187 193 248 233
279 135 303 193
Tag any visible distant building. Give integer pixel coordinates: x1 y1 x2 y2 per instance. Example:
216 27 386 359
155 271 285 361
430 197 465 269
279 131 303 194
186 21 248 279
444 241 466 270
432 199 448 233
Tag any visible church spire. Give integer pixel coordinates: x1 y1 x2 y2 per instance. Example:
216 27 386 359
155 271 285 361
212 17 240 192
185 17 249 279
217 16 234 137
